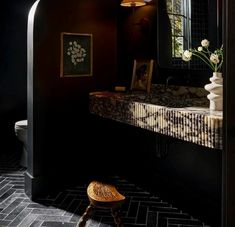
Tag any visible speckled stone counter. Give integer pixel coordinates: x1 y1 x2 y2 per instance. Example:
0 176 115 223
89 85 223 150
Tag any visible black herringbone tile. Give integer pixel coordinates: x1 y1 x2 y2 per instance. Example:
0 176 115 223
0 152 211 227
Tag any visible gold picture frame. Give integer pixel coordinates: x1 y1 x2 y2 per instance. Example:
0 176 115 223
60 32 93 77
130 59 154 93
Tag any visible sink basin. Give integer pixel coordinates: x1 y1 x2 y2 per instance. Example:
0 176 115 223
120 92 209 108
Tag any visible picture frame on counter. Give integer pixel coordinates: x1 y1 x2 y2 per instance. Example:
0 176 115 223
130 59 154 93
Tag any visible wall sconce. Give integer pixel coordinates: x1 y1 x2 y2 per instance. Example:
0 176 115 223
120 0 152 32
120 0 146 7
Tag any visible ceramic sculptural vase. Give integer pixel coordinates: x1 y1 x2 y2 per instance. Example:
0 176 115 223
204 72 223 111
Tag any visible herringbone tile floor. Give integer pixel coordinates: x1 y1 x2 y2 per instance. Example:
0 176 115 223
0 152 210 227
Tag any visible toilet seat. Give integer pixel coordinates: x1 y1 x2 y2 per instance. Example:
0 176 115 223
14 120 28 167
15 120 28 129
15 120 28 142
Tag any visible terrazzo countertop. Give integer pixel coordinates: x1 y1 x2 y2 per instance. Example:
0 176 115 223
89 85 223 150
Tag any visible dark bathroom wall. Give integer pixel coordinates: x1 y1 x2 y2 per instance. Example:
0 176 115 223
0 0 34 153
223 0 235 225
26 0 118 197
117 1 157 87
116 0 221 88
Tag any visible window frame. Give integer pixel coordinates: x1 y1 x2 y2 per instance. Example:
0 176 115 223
166 0 191 63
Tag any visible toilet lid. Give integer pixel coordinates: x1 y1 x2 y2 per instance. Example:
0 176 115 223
15 120 28 129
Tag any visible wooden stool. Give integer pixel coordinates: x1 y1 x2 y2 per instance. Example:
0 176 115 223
77 181 125 227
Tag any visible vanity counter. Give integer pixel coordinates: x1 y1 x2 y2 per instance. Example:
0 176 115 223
89 85 223 150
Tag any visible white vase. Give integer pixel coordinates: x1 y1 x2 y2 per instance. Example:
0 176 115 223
204 72 223 111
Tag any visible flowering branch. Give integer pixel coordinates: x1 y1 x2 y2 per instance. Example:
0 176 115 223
182 39 223 72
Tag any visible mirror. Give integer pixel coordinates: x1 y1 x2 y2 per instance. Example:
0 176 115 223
157 0 221 70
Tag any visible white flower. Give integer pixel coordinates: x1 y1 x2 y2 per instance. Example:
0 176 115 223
198 46 203 51
201 39 209 47
182 39 223 72
66 41 87 66
183 50 192 59
182 54 191 62
210 54 220 64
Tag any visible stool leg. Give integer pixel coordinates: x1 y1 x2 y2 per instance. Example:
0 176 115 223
77 204 93 227
111 208 124 227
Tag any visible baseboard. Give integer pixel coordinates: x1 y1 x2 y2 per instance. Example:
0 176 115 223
24 171 48 200
24 171 91 200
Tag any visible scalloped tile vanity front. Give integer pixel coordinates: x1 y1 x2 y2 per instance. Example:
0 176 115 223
89 85 222 150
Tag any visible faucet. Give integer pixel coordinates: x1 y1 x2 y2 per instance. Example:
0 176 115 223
165 76 174 90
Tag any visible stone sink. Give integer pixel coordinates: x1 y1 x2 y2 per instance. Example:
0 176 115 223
120 85 209 108
89 84 222 149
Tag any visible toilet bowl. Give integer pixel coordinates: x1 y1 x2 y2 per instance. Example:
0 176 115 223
14 120 28 167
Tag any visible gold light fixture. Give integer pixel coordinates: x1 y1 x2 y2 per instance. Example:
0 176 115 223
120 0 146 7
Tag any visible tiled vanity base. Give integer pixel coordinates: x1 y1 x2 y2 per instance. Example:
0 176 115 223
89 85 223 150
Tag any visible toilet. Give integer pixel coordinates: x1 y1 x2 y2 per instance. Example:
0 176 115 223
14 120 28 167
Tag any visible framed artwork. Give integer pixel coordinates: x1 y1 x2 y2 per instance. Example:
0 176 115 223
130 59 154 93
60 32 93 77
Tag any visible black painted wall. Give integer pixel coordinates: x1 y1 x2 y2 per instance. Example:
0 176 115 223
116 0 221 88
25 0 119 197
0 0 34 153
223 0 235 226
117 1 157 87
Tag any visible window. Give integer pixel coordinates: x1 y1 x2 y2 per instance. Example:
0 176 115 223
166 0 191 61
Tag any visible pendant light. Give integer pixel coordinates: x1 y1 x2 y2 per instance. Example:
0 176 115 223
120 0 146 7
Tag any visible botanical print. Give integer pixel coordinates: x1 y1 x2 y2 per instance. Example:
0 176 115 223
60 33 92 77
66 41 87 66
